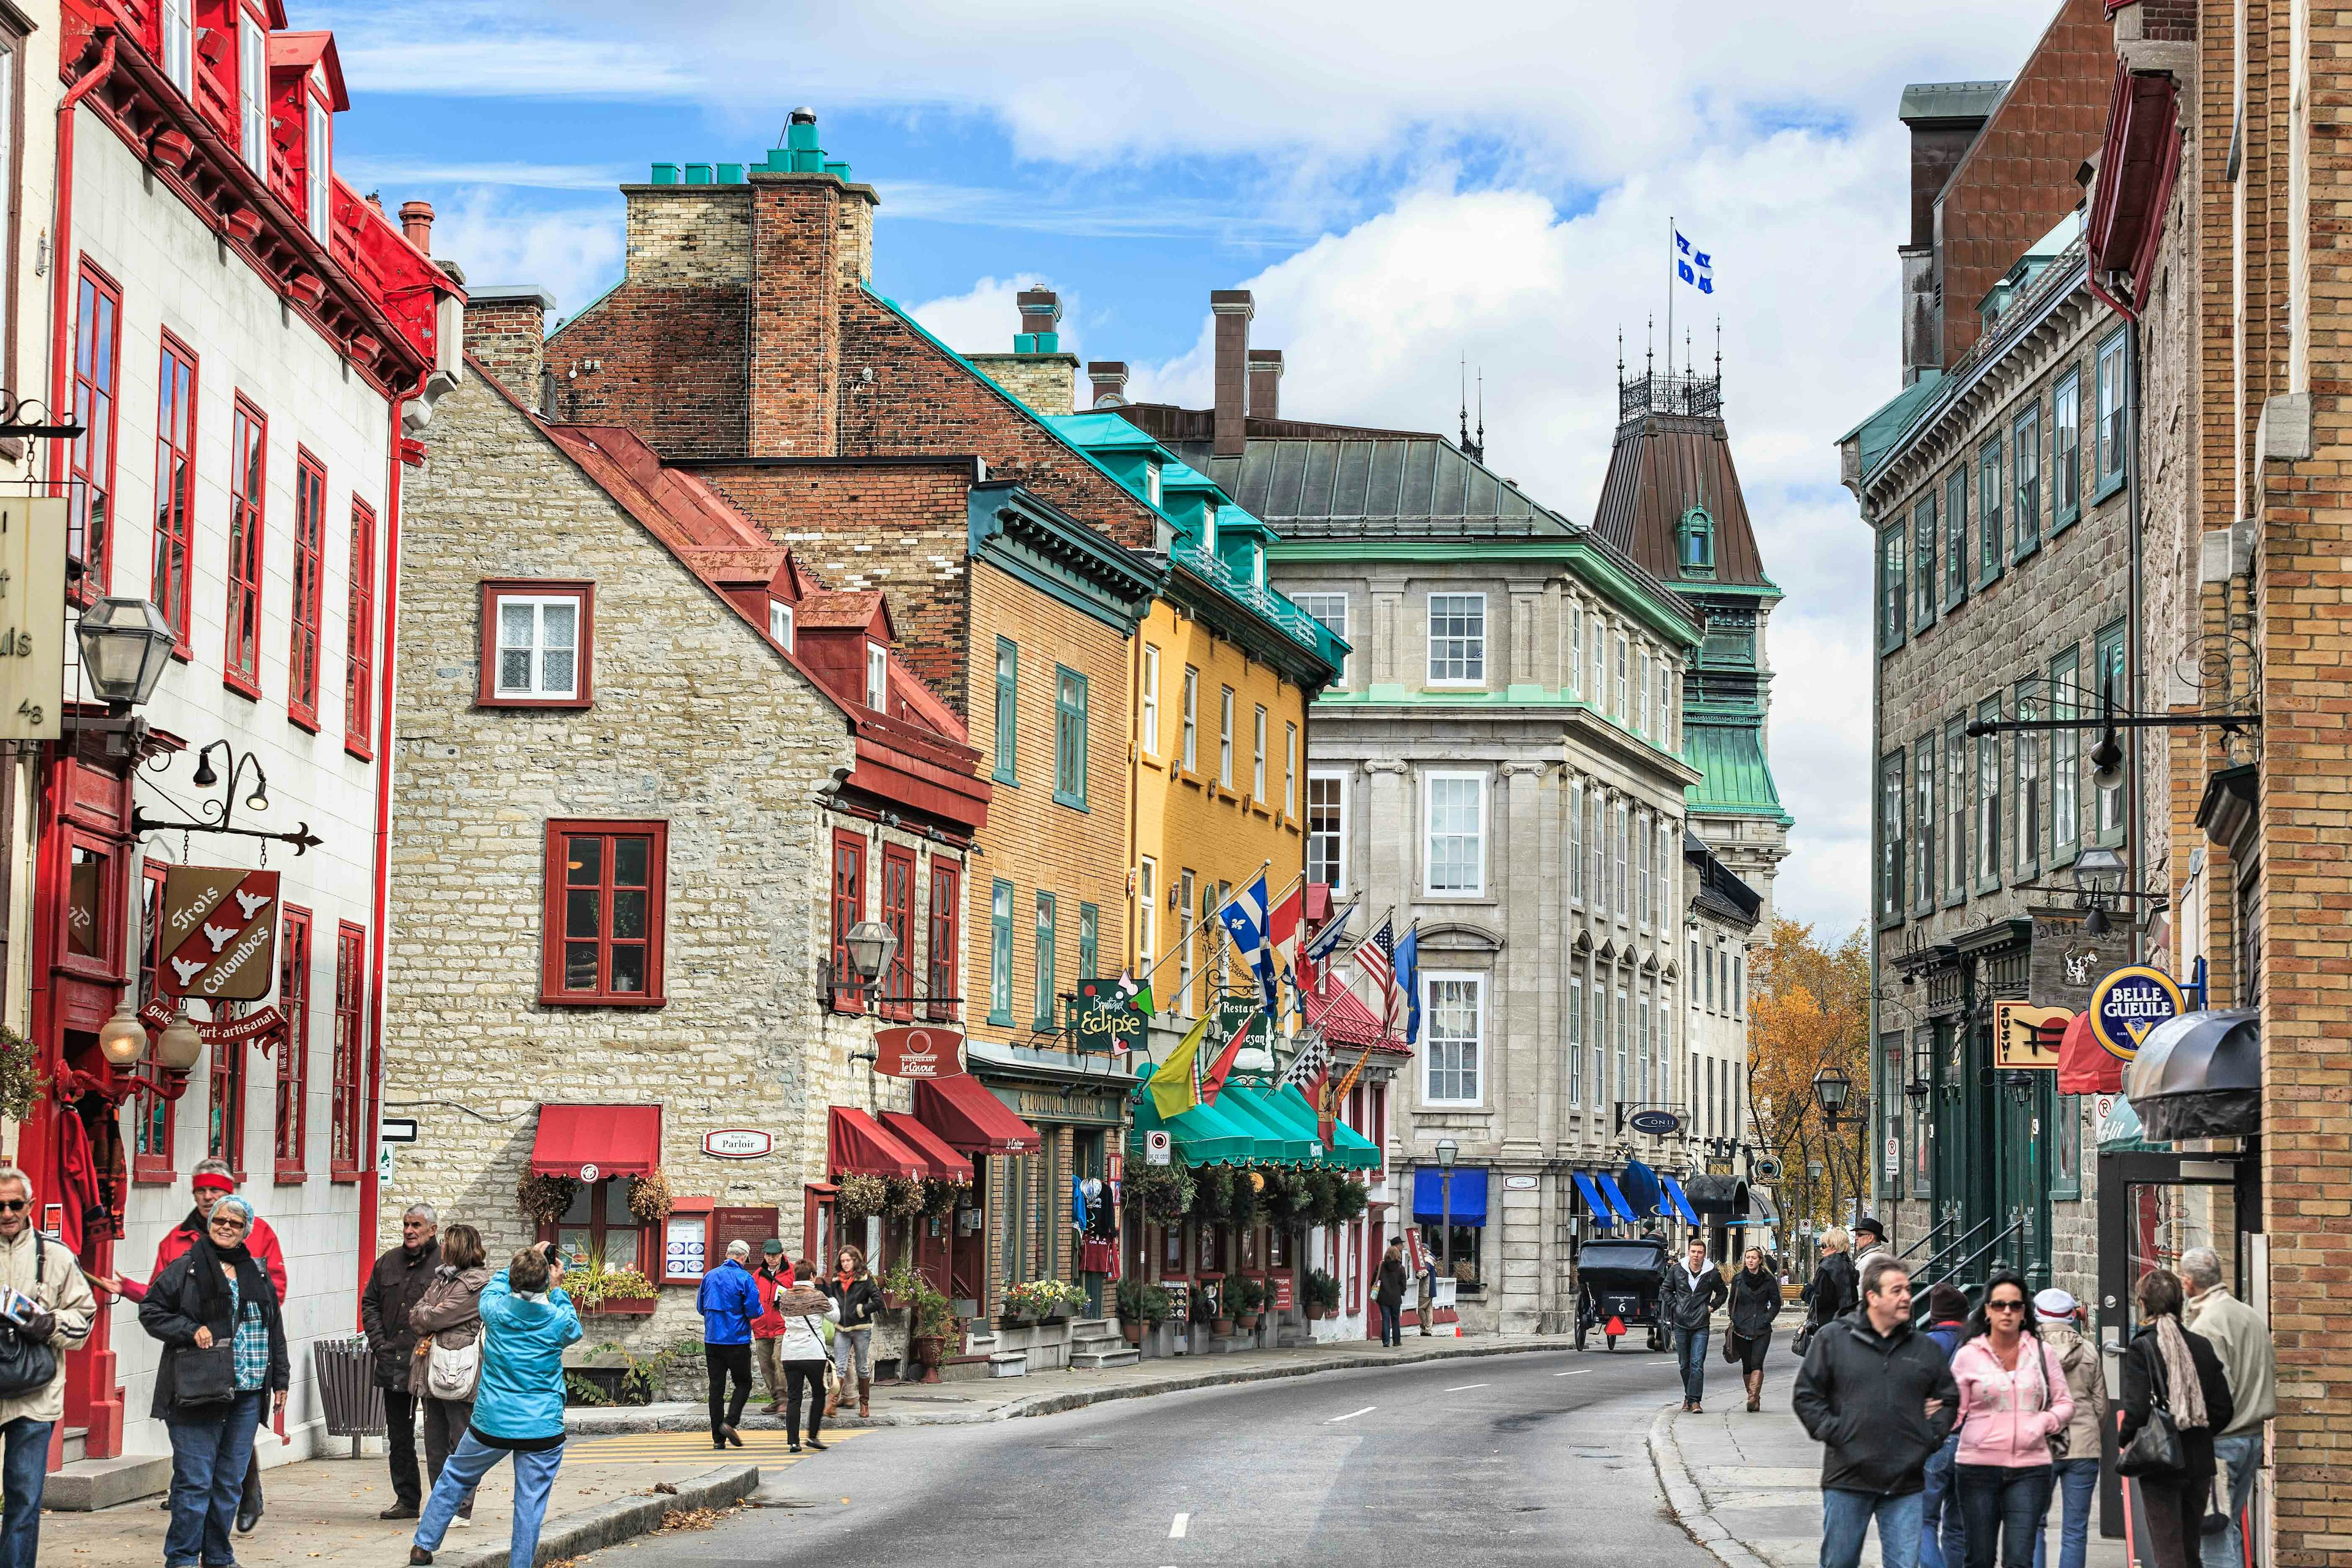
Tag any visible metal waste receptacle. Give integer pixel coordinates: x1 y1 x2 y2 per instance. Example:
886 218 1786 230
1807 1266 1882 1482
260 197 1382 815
312 1335 384 1458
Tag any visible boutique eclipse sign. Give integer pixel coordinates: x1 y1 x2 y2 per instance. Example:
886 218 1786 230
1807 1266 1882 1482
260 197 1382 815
2089 965 2184 1063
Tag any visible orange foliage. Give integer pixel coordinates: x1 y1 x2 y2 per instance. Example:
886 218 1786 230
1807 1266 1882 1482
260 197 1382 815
1749 918 1874 1234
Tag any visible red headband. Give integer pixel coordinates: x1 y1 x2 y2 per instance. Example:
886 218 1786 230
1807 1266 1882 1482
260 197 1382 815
192 1172 236 1194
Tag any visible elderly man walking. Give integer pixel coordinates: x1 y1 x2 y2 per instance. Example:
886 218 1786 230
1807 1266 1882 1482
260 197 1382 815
0 1165 97 1568
2181 1246 2274 1568
362 1204 443 1519
697 1239 763 1449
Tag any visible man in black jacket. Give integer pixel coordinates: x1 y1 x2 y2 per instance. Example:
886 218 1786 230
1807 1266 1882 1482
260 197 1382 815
1661 1237 1730 1412
1793 1254 1958 1568
360 1204 442 1520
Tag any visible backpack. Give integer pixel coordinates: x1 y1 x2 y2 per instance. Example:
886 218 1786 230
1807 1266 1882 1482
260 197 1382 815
426 1333 481 1400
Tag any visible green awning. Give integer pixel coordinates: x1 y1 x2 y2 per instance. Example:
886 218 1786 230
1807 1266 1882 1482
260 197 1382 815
1226 1082 1384 1170
1129 1088 1261 1166
1210 1083 1318 1163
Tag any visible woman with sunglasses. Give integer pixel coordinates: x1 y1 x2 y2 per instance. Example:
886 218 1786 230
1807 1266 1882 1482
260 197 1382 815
139 1196 288 1568
1948 1270 2071 1568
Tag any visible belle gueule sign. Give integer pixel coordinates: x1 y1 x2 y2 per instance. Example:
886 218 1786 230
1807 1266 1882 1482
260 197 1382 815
157 867 281 1001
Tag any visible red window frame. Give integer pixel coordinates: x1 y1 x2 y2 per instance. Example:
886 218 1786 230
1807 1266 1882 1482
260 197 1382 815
151 333 200 652
275 906 311 1180
829 829 868 1013
345 499 377 758
287 448 326 729
134 863 175 1182
926 858 960 1023
208 1038 246 1180
331 921 366 1179
477 580 595 709
880 843 915 1022
67 260 122 598
541 820 668 1006
224 398 268 698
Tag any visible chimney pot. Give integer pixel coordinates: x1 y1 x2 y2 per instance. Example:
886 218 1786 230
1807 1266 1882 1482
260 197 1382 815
1246 348 1283 423
399 200 434 252
1210 289 1254 457
1016 289 1061 352
1087 360 1129 409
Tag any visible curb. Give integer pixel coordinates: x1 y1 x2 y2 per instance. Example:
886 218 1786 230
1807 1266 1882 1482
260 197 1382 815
1648 1406 1773 1568
428 1461 760 1568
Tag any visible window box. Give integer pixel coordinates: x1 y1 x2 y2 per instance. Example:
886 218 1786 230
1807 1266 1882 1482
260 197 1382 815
480 580 594 709
582 1293 658 1317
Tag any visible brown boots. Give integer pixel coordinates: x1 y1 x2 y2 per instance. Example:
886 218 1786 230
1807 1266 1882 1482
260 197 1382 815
858 1376 871 1418
1744 1369 1763 1411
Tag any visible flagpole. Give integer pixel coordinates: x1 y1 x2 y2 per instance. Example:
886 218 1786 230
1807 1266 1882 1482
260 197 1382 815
1666 213 1675 382
1123 857 1277 998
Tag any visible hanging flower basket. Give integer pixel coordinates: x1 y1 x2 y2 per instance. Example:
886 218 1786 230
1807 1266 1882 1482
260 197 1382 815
836 1172 888 1222
517 1172 578 1229
627 1169 674 1224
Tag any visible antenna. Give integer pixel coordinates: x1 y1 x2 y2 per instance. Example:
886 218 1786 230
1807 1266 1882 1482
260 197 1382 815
1616 326 1626 389
1476 370 1485 453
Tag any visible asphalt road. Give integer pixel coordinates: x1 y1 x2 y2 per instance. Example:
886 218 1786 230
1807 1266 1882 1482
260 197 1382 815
594 1341 1729 1568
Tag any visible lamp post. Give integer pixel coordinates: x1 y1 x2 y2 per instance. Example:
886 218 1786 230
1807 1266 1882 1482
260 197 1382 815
1813 1066 1851 1230
1434 1137 1458 1295
75 597 176 714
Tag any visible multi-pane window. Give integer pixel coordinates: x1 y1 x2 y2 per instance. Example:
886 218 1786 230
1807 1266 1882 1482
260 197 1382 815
545 821 666 1005
1140 644 1161 756
224 399 266 691
769 600 794 650
1637 992 1653 1099
880 845 915 1022
1945 717 1969 901
1218 687 1235 788
2013 405 2041 554
152 336 198 647
1615 635 1629 716
927 859 960 1023
1978 437 2003 581
829 831 868 1013
160 0 194 91
1034 892 1057 1028
331 923 365 1176
306 96 333 244
1975 701 2003 884
134 867 173 1177
239 16 268 175
488 586 586 703
2095 620 2127 839
2097 330 2128 490
2015 679 2042 876
2052 647 2081 855
1912 495 1937 630
1569 975 1584 1104
288 451 327 728
1176 869 1196 1016
1427 594 1486 684
1589 619 1605 707
1284 723 1298 816
1293 593 1348 685
69 265 122 590
1635 651 1650 736
1589 790 1607 914
1614 800 1630 919
865 643 888 710
552 1178 640 1275
1079 902 1098 982
1423 975 1483 1104
1943 469 1968 609
989 880 1014 1025
1656 819 1673 929
1307 774 1346 890
1569 780 1585 903
1252 704 1268 801
347 502 377 755
1615 984 1630 1105
1568 606 1583 698
1424 772 1485 896
1181 667 1199 773
275 908 311 1176
208 1035 244 1170
2053 371 2082 526
993 639 1018 783
1054 666 1088 808
1879 751 1905 920
1879 524 1906 651
1913 734 1936 914
1135 859 1156 979
1635 810 1652 927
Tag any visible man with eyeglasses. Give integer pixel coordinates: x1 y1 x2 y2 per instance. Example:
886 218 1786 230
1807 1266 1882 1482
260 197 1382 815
0 1164 97 1568
362 1204 443 1520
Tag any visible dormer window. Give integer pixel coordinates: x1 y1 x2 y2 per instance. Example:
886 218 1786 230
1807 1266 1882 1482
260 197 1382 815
1678 505 1716 576
1251 542 1265 587
865 643 888 709
237 16 270 174
160 0 194 94
1144 462 1163 507
1200 501 1217 555
306 91 332 243
769 600 794 650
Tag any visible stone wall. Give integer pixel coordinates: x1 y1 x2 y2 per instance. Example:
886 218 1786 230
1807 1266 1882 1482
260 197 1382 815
967 353 1079 418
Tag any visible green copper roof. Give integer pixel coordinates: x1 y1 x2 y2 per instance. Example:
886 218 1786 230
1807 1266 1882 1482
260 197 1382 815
1684 722 1792 823
1045 411 1167 454
1840 372 1943 484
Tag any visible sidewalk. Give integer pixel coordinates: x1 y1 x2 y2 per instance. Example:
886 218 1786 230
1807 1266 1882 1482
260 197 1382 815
1650 1364 2127 1568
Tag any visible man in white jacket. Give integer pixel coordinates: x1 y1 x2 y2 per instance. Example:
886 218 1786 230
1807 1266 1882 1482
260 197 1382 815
0 1164 98 1568
2181 1246 2275 1568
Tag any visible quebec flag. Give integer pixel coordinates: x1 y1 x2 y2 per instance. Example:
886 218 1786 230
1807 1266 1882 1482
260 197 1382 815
1676 231 1714 295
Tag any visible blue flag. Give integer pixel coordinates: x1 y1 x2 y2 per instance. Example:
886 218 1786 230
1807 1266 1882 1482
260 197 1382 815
1393 925 1420 1044
1215 874 1280 1017
1676 230 1714 295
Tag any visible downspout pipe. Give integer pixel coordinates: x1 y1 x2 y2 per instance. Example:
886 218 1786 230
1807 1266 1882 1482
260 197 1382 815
2124 322 2144 949
48 34 118 492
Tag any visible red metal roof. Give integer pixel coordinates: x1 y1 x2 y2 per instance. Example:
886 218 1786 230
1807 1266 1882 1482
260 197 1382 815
879 1111 974 1184
828 1106 924 1180
913 1074 1042 1155
796 590 890 633
530 1104 662 1177
1302 965 1409 1054
268 32 349 110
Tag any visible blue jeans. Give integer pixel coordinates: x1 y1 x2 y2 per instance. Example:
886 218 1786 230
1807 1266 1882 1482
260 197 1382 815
1676 1327 1711 1404
1376 1301 1401 1346
2030 1457 2100 1568
2202 1433 2261 1568
1822 1487 1925 1568
165 1390 267 1568
1957 1463 2054 1568
416 1431 564 1568
1922 1433 1966 1568
0 1415 54 1568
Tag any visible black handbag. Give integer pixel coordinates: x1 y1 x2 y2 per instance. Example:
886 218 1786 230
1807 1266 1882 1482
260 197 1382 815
0 1235 58 1400
2118 1346 2185 1479
172 1341 239 1408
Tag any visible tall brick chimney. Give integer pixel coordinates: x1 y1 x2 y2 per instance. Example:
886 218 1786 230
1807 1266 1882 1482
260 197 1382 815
1246 349 1282 423
466 285 557 409
1088 361 1129 408
1211 289 1254 457
747 108 880 457
399 200 434 252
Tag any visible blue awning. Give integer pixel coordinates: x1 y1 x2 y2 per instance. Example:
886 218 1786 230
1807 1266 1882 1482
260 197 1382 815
1413 1166 1488 1225
1595 1172 1640 1226
1572 1170 1614 1226
1660 1175 1700 1226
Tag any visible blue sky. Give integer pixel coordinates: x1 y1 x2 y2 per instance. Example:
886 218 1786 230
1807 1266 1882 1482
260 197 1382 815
312 0 2064 938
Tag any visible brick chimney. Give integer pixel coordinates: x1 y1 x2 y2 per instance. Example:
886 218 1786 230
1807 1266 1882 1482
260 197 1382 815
1211 289 1254 457
1246 349 1282 423
399 200 434 253
1087 361 1129 408
747 108 880 457
466 285 557 409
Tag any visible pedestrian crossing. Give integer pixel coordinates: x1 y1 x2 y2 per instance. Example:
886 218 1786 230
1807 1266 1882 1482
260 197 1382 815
566 1428 877 1465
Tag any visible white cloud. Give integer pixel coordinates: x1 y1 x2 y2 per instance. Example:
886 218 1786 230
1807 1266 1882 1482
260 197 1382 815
908 274 1081 361
426 191 625 322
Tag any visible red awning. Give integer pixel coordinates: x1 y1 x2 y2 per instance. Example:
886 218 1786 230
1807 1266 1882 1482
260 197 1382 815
913 1074 1041 1155
2057 1009 2122 1096
828 1106 924 1180
880 1111 974 1183
530 1104 663 1177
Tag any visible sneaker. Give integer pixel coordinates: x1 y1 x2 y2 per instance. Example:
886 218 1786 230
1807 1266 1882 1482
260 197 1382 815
450 1516 473 1530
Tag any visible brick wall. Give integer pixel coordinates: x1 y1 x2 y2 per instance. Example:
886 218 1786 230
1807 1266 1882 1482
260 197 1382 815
748 174 876 458
465 299 546 409
965 353 1079 418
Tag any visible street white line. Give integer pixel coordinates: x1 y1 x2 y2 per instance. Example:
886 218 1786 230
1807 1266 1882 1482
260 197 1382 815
1169 1513 1189 1539
1444 1383 1488 1391
1554 1369 1591 1376
1327 1405 1376 1423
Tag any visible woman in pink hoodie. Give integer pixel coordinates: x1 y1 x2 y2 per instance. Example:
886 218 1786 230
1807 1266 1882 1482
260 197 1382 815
1950 1272 2073 1568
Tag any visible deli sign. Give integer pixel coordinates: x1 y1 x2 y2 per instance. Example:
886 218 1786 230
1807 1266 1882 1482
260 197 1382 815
873 1026 964 1080
157 867 281 1001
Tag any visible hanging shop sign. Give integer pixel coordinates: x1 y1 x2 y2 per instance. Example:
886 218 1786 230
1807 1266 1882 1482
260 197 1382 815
702 1129 774 1159
1071 978 1145 1054
1628 1109 1682 1137
1752 1156 1783 1183
2089 965 2184 1064
872 1026 965 1079
157 867 281 1001
0 499 66 742
2028 911 2134 1012
1992 1001 2073 1071
203 1005 285 1047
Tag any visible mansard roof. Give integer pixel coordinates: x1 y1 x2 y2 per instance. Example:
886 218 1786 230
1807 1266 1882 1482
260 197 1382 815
1590 378 1777 594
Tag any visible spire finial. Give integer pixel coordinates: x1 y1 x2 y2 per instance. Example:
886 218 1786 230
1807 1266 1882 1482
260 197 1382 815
1646 315 1654 380
1616 326 1625 390
1715 317 1723 388
1684 326 1693 376
1459 352 1469 450
1474 369 1485 462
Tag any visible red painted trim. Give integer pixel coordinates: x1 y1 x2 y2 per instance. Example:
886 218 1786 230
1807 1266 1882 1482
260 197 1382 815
475 579 594 708
153 331 201 653
65 258 124 599
539 819 670 1006
49 35 116 508
879 842 916 1022
274 905 312 1181
344 498 377 758
330 919 365 1179
286 446 327 728
224 396 268 698
829 828 868 1014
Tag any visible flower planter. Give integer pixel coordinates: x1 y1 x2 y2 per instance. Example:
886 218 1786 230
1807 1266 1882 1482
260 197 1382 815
584 1295 657 1317
1047 1302 1072 1321
1213 1317 1233 1336
881 1292 908 1313
1319 1309 1340 1321
1121 1320 1145 1346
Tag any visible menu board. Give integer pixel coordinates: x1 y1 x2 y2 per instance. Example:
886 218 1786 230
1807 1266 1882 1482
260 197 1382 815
663 1216 707 1283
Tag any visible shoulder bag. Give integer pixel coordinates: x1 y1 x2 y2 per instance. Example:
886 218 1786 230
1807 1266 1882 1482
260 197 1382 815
2117 1345 2185 1479
0 1235 57 1399
801 1315 841 1413
427 1333 482 1401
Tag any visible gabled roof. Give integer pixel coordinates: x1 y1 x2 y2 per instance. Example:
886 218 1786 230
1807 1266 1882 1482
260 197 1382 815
543 424 787 586
268 32 350 111
796 590 892 635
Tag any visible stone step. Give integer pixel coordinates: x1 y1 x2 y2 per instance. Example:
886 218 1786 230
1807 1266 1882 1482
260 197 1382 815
986 1350 1028 1378
44 1452 175 1512
60 1427 86 1466
1068 1347 1142 1370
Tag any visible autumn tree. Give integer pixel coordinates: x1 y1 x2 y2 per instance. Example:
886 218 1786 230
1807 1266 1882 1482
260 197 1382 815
1747 918 1874 1246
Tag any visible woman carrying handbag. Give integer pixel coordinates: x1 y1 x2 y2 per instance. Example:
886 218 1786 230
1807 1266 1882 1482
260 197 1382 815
772 1262 838 1454
2118 1270 2234 1568
139 1197 288 1568
409 1224 491 1531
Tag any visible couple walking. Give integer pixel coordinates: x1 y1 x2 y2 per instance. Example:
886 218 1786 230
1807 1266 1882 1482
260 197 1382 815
700 1241 883 1452
1662 1240 1782 1414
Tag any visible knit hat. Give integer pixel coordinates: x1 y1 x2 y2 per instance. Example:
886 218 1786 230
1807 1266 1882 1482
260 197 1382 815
2035 1287 2078 1324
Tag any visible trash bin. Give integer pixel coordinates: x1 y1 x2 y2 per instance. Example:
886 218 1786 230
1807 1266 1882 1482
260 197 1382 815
312 1335 384 1458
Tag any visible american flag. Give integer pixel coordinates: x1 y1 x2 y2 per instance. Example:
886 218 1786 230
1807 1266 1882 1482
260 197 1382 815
1354 914 1398 1031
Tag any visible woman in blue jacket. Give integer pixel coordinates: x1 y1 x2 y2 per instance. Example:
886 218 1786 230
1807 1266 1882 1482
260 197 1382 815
409 1243 582 1568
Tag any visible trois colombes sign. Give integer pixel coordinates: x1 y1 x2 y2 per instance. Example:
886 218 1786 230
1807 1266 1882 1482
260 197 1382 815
157 867 281 1001
0 499 66 742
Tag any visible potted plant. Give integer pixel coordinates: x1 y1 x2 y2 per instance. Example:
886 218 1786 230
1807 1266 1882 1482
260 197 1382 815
1307 1268 1342 1320
1115 1279 1171 1345
1229 1275 1264 1331
910 1283 955 1381
1188 1284 1220 1338
565 1246 658 1316
878 1259 925 1313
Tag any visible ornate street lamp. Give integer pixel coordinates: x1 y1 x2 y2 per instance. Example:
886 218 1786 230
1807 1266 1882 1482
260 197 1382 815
1433 1137 1458 1288
75 597 176 712
155 1009 206 1073
843 920 899 992
1811 1065 1852 1130
96 998 148 1066
2073 845 2126 938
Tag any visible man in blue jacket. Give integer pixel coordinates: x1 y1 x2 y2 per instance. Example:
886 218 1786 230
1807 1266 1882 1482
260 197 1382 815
410 1243 582 1568
697 1238 764 1450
